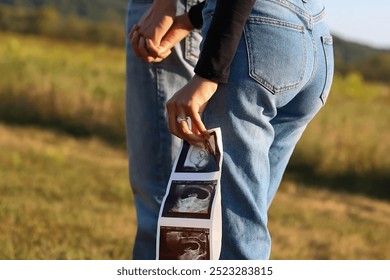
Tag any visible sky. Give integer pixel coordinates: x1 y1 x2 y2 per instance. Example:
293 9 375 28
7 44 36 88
322 0 390 49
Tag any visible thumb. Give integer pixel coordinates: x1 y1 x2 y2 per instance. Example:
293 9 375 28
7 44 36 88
146 38 173 58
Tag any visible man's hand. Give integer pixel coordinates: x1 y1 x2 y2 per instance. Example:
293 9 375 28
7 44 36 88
146 13 194 61
129 0 177 62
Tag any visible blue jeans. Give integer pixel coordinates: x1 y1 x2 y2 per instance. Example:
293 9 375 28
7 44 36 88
125 0 202 259
126 0 334 260
201 0 334 259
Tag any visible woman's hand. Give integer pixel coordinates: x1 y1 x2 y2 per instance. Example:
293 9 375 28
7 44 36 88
166 75 218 145
129 0 177 62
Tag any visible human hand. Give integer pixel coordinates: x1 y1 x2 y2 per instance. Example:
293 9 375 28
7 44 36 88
146 13 194 61
129 0 177 62
166 75 218 145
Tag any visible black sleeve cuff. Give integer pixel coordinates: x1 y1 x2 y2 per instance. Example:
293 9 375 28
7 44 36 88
188 2 206 29
194 0 256 84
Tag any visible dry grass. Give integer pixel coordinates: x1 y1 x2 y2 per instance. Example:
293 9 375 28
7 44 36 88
269 181 390 259
0 32 389 260
0 32 126 145
0 123 135 259
1 123 389 259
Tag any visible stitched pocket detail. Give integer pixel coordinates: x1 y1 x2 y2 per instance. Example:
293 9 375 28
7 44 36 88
244 16 306 94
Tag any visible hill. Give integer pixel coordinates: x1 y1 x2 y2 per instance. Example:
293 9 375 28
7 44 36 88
334 36 390 82
0 0 127 21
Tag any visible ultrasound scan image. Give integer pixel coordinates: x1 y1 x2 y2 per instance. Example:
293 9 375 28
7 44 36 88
159 227 210 260
175 131 220 173
162 181 216 219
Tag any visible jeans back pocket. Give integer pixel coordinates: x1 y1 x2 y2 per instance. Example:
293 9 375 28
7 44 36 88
244 17 306 94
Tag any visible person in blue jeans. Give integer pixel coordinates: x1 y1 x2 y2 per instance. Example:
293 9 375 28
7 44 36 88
129 0 334 259
126 0 202 260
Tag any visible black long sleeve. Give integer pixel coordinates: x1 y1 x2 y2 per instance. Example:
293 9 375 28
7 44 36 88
193 0 256 83
188 1 206 29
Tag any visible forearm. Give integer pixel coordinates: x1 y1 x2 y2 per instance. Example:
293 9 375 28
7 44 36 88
151 0 177 16
195 0 256 83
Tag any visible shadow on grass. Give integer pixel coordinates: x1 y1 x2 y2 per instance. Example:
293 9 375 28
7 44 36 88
0 90 127 148
0 117 127 148
1 91 388 201
286 160 390 201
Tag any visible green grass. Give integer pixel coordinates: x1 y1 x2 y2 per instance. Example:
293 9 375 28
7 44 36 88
289 74 390 199
0 32 390 259
0 32 126 145
1 123 389 259
0 124 135 259
269 181 390 259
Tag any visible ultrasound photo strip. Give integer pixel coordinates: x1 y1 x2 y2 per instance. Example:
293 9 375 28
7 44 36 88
156 128 223 260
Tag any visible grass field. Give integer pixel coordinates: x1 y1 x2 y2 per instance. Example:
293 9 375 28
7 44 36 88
0 32 126 145
1 123 389 259
0 124 135 259
0 32 389 259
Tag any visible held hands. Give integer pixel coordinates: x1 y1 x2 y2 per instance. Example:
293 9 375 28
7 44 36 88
147 14 194 61
129 0 193 63
130 1 217 144
166 75 218 145
129 0 176 62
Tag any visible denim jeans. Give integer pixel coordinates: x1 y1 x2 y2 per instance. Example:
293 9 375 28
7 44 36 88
126 0 334 260
125 0 202 259
201 0 334 259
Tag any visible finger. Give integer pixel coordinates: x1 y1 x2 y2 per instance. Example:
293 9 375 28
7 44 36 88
159 49 172 60
128 24 140 39
146 39 172 62
153 57 164 63
146 38 173 58
176 113 205 145
189 107 210 139
166 100 181 138
138 36 152 62
157 41 173 59
131 31 143 58
166 102 202 144
169 106 190 139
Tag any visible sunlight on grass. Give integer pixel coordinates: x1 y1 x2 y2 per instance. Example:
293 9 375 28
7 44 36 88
0 32 389 260
0 124 135 259
0 32 126 144
1 123 390 259
269 181 390 259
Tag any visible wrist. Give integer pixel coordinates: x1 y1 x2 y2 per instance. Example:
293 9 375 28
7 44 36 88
154 0 177 14
193 75 218 92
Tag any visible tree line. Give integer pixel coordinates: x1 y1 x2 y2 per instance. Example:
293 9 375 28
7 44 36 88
1 5 389 84
0 6 125 46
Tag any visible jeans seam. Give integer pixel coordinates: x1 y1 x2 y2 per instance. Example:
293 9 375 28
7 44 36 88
185 32 199 64
247 16 305 32
302 30 318 93
320 36 334 104
155 66 167 184
268 0 309 19
267 0 326 29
